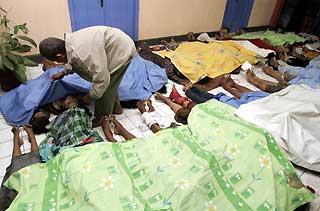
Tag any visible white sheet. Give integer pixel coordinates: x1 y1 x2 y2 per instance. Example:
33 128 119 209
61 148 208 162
231 40 275 57
236 85 320 172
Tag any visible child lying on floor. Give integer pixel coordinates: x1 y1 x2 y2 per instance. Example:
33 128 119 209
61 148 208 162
155 78 270 124
37 96 134 161
0 126 41 210
136 99 177 133
246 55 320 91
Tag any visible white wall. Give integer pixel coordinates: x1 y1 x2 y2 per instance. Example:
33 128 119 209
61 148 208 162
138 0 227 40
0 0 72 54
0 0 277 54
248 0 277 27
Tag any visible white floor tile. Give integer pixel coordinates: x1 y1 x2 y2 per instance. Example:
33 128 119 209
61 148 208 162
142 130 154 137
127 114 144 128
0 156 11 177
123 108 140 117
0 129 14 143
0 140 13 158
0 123 11 131
128 128 144 138
301 172 320 194
117 118 135 131
114 113 127 120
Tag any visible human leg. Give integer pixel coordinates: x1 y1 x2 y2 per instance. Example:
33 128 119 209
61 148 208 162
94 64 128 121
185 87 214 103
11 127 23 159
246 69 286 93
155 92 183 113
101 116 118 142
111 116 136 140
23 125 39 153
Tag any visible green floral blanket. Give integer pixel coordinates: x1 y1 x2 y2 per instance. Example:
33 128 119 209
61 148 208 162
234 30 306 46
5 100 314 211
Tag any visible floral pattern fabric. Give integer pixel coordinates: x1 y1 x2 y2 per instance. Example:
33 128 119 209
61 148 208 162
154 41 257 83
5 100 314 211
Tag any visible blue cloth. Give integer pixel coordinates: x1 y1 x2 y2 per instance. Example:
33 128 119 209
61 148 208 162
288 56 320 88
222 0 254 32
214 91 269 108
118 55 168 101
68 0 139 40
0 66 91 125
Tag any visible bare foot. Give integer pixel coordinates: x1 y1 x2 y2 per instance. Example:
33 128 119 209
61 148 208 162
269 57 279 69
181 81 192 89
23 124 33 134
137 100 147 113
262 65 273 73
246 69 255 81
11 127 23 146
146 99 155 112
23 124 34 143
155 92 168 103
101 116 116 142
219 75 231 86
110 116 124 135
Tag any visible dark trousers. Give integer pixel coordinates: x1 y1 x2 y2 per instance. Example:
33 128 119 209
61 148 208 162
185 87 215 104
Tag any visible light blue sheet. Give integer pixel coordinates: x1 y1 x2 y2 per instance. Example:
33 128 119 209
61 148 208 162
215 91 270 108
279 56 320 88
289 56 320 88
0 66 91 126
0 56 168 125
118 55 168 101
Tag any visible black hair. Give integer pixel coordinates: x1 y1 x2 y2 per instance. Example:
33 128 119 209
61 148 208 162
30 116 50 134
39 37 66 61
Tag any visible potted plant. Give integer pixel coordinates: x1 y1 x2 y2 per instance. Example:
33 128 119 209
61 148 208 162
0 8 38 91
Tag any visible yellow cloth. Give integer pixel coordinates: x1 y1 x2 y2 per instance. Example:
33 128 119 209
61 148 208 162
155 41 257 83
304 51 320 60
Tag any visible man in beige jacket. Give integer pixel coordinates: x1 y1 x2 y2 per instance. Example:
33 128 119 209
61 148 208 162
39 26 137 126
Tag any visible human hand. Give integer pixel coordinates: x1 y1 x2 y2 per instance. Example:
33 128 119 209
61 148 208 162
51 71 65 80
81 93 93 105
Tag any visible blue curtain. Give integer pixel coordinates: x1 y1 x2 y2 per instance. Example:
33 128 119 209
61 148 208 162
222 0 255 32
68 0 139 40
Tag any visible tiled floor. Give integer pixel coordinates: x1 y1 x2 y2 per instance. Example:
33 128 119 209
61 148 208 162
0 66 319 210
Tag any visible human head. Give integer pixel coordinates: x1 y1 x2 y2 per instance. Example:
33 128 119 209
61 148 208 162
174 108 190 125
30 110 50 134
39 37 67 63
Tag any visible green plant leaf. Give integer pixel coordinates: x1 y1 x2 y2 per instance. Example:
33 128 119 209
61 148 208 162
22 57 38 67
13 25 19 34
3 56 14 71
0 16 10 29
11 45 32 53
16 35 37 47
8 37 20 48
6 53 20 67
14 63 27 83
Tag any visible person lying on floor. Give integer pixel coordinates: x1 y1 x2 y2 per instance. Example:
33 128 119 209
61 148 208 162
101 115 136 142
29 95 84 134
252 56 320 89
136 100 177 133
155 79 270 124
0 126 41 210
245 67 290 93
39 95 108 162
